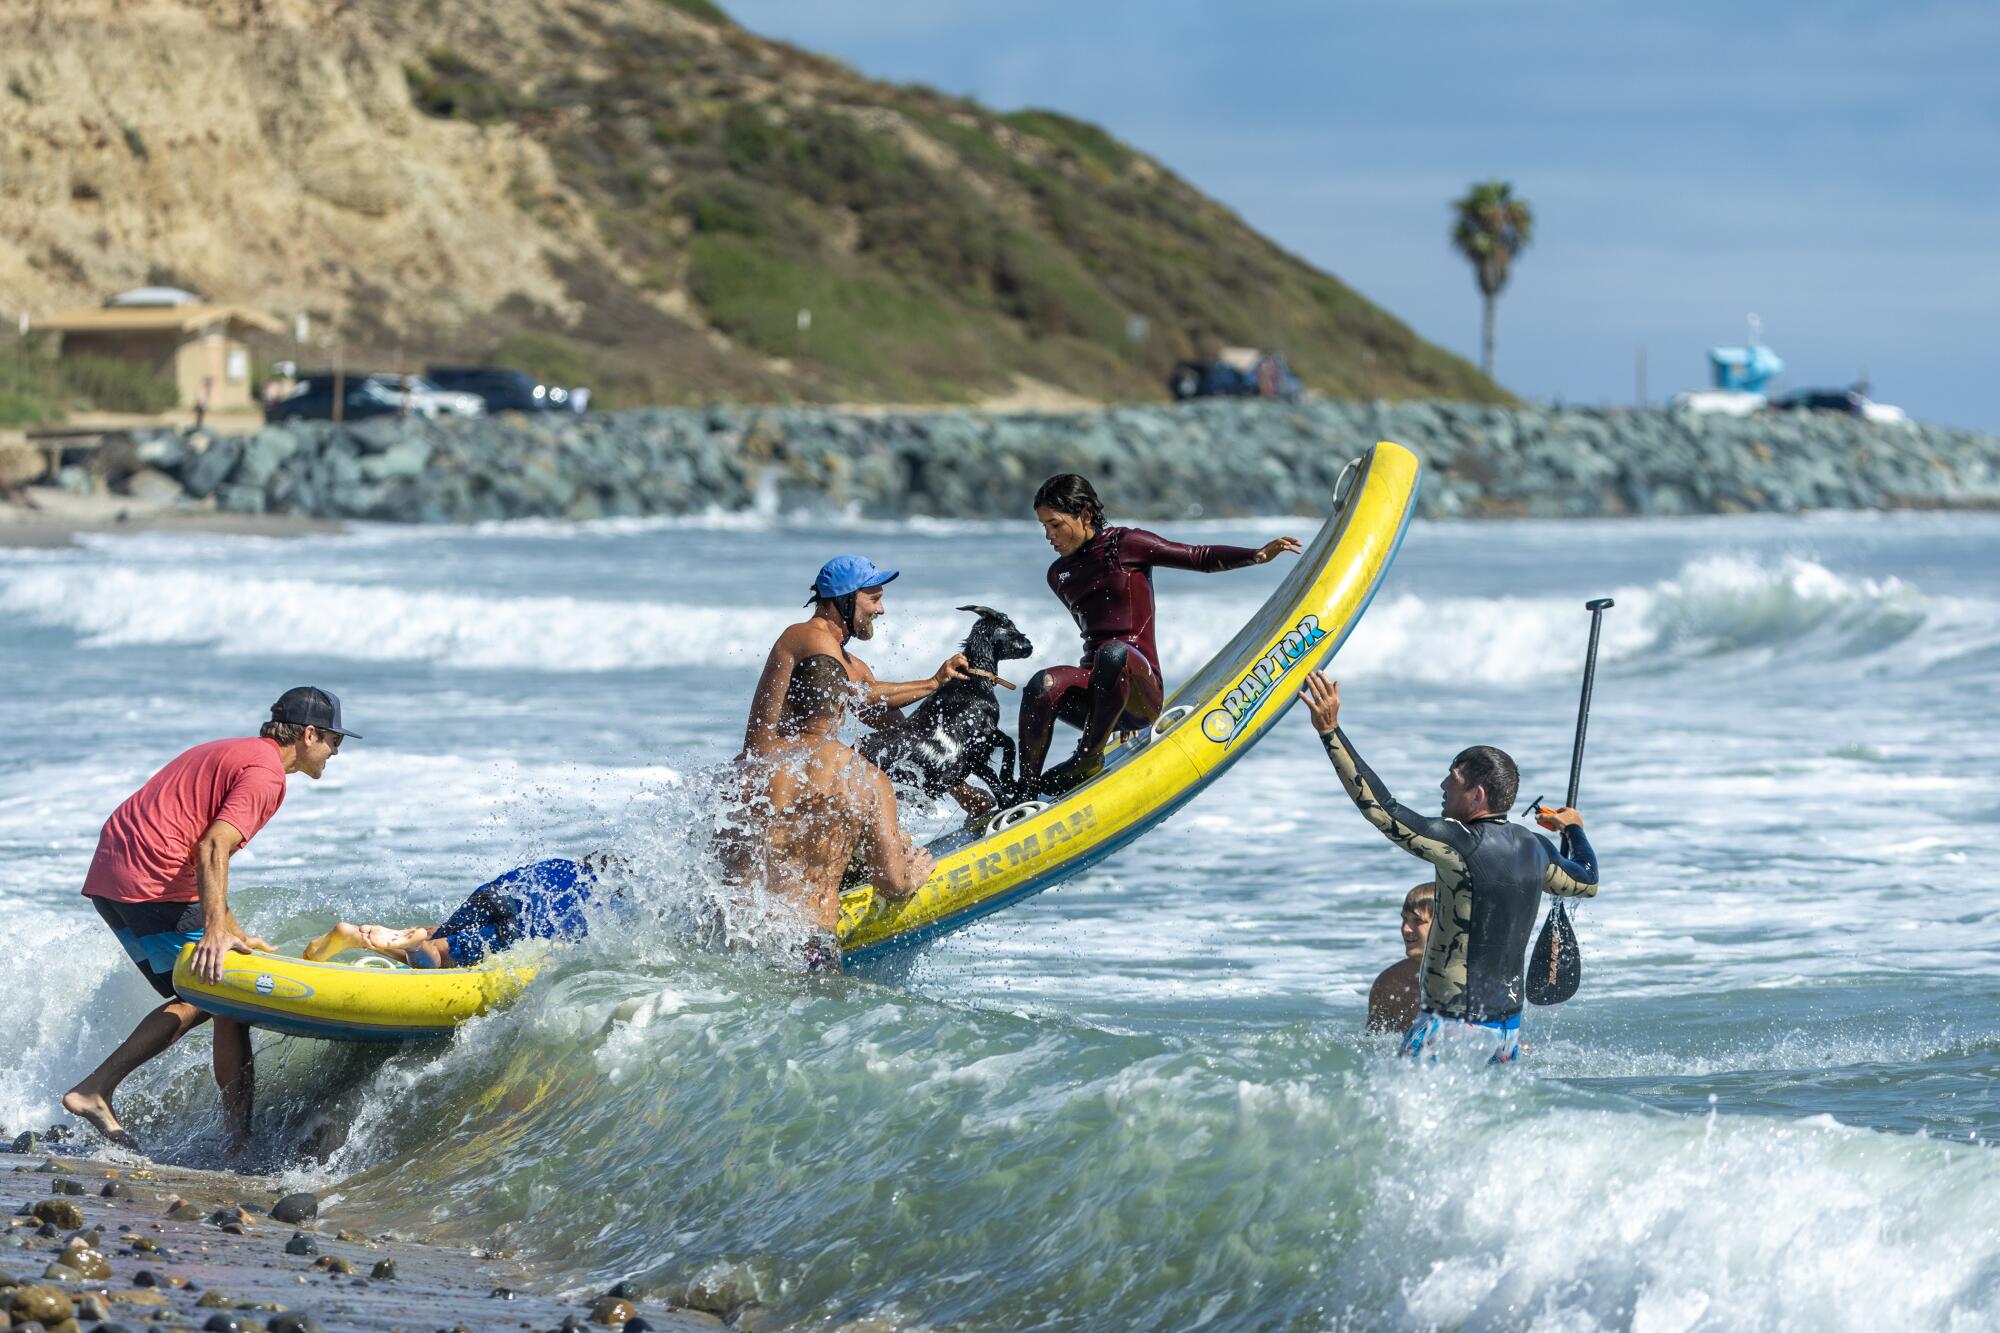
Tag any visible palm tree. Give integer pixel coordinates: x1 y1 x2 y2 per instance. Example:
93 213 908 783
1451 180 1534 379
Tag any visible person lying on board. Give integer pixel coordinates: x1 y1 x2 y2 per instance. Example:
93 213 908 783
716 652 935 972
742 554 970 756
1298 671 1597 1064
1022 473 1301 796
1366 882 1435 1034
304 851 627 968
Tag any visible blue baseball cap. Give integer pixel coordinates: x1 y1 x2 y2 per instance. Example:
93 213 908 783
806 555 899 606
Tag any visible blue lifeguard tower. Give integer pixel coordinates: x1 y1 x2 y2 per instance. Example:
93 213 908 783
1707 314 1783 393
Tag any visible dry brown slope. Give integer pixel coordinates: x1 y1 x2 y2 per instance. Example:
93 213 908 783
0 0 1501 408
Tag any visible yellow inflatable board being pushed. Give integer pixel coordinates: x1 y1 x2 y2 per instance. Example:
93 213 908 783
172 943 537 1043
838 439 1423 971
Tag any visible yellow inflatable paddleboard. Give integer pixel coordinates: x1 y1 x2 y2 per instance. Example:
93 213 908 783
838 439 1422 969
172 943 537 1043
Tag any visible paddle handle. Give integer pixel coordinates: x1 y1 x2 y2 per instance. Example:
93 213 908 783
1563 598 1614 808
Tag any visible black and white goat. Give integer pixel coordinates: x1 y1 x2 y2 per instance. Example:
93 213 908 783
862 605 1035 815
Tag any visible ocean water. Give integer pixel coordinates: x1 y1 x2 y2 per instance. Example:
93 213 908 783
3 508 1998 1330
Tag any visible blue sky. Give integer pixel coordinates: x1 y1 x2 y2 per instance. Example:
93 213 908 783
725 1 1998 430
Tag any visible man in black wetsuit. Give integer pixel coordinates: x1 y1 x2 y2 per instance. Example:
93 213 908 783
1299 671 1599 1061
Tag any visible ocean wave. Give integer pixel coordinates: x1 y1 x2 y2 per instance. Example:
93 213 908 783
2 552 1988 685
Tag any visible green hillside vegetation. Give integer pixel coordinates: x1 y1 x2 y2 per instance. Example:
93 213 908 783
400 3 1504 407
0 340 178 425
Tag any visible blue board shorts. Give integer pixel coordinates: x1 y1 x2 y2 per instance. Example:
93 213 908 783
1399 1011 1523 1065
422 858 597 968
90 896 204 999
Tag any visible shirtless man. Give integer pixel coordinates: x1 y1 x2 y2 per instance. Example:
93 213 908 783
726 653 934 970
742 555 968 755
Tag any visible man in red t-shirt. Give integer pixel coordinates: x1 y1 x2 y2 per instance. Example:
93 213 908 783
62 686 358 1153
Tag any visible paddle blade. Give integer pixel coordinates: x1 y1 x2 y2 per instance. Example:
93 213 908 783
1525 901 1581 1005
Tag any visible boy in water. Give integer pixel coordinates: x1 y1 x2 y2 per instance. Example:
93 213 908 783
1365 883 1434 1033
305 852 624 968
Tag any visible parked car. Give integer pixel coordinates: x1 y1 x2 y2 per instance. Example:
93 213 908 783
426 366 585 414
1168 348 1302 401
263 376 406 423
1767 387 1909 425
381 374 486 419
264 373 484 422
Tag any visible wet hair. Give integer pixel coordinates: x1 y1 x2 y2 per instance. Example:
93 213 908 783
782 654 850 726
1402 882 1436 916
260 721 309 746
1033 474 1104 532
1449 745 1519 814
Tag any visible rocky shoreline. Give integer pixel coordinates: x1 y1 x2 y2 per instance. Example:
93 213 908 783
1 1148 763 1332
27 400 2000 526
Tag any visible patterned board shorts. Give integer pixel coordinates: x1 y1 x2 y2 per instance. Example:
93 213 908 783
1399 1011 1523 1065
90 896 205 999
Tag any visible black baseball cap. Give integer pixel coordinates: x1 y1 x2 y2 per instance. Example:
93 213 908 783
269 686 361 739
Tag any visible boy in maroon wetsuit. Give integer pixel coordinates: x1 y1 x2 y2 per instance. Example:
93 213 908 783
1022 474 1301 795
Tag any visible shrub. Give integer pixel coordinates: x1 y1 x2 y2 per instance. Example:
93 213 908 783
406 49 518 123
58 354 177 413
657 0 732 25
490 333 601 398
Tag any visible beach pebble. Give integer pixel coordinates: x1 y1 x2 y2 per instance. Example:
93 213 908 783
332 1230 369 1245
623 1321 659 1333
202 1315 257 1332
266 1315 325 1333
282 1235 316 1257
28 1203 80 1232
127 1237 158 1254
98 1183 134 1201
367 1259 395 1280
307 1257 352 1276
489 1286 517 1300
268 1195 317 1226
7 1135 38 1155
72 1295 109 1323
195 1291 236 1308
55 1243 108 1281
44 1184 81 1200
678 1263 754 1317
587 1297 635 1325
35 1266 80 1284
604 1281 646 1300
556 1318 588 1332
8 1286 72 1323
165 1201 204 1222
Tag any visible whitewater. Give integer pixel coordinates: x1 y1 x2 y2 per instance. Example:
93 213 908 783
2 508 1997 1330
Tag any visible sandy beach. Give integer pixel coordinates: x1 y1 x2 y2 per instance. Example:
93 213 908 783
3 1150 734 1331
0 489 342 550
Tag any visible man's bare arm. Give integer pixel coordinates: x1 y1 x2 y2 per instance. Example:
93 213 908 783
742 641 797 751
855 655 973 727
191 820 267 984
858 768 934 898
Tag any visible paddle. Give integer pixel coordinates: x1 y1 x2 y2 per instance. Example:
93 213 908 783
1526 597 1613 1006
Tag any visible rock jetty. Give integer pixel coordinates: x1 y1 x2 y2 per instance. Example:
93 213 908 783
70 401 2000 524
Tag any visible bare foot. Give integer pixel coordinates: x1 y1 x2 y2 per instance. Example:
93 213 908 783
61 1088 141 1151
304 922 366 962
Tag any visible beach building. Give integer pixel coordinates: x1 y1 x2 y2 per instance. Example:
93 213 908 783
34 287 284 413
